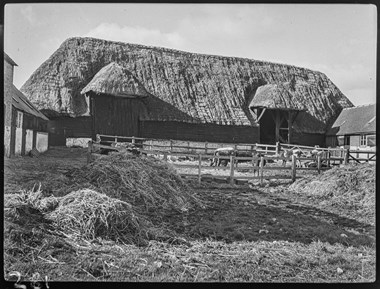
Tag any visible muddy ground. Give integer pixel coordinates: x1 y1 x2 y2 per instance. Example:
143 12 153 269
4 147 375 248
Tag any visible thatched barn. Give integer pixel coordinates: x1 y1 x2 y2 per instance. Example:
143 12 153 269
4 53 49 157
81 62 259 142
20 37 354 146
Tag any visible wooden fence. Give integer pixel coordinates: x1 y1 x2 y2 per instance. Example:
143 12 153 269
87 134 376 184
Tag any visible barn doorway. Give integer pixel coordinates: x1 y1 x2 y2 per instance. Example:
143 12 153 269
251 108 299 144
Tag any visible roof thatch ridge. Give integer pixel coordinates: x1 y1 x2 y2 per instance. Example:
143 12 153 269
81 62 150 98
63 37 324 75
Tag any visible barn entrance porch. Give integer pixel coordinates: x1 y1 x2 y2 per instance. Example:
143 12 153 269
251 108 299 144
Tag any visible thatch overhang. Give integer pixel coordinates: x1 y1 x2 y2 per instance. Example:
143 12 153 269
250 83 307 111
81 62 150 99
249 81 341 134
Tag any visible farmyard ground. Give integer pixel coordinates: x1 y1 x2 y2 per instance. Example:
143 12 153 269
3 147 376 282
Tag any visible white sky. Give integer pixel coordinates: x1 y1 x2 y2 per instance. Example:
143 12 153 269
4 3 377 106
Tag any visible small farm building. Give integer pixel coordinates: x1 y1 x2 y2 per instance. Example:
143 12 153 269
326 104 376 149
4 53 49 157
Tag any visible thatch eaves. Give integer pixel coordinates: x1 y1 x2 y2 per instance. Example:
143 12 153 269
81 62 150 98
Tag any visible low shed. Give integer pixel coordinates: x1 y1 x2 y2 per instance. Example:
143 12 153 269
326 104 376 149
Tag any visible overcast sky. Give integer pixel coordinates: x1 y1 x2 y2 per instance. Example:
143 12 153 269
4 3 377 106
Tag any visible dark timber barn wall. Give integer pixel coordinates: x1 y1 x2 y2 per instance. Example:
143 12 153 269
47 116 92 146
140 121 259 143
291 132 326 147
90 93 145 139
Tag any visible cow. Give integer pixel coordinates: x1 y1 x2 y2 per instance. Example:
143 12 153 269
279 148 304 167
210 147 235 167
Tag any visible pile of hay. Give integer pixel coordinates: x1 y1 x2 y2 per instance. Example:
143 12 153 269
289 163 375 225
67 152 201 214
4 185 57 227
5 152 203 246
47 189 147 245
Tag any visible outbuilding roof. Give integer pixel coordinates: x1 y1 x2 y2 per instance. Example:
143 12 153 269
326 104 376 136
4 52 18 66
12 84 49 120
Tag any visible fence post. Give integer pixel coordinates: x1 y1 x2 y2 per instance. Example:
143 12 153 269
205 142 208 155
260 156 264 186
198 154 202 184
344 148 349 165
131 136 135 145
276 142 280 155
229 155 235 185
291 154 296 182
87 141 93 164
317 154 321 174
170 139 173 153
96 134 101 143
327 148 331 167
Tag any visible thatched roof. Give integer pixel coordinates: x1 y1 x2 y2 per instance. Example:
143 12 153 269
81 62 150 98
21 37 354 133
250 83 307 111
327 104 376 136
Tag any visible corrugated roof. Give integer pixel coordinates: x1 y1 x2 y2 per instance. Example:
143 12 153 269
4 52 18 66
12 84 49 120
327 104 376 135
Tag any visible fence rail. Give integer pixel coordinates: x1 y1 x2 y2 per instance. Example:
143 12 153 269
87 135 376 185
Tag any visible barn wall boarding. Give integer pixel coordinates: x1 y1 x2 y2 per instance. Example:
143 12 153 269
290 132 326 147
140 120 260 144
91 94 145 139
47 116 92 146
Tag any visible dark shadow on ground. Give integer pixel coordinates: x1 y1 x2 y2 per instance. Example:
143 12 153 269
165 187 375 248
